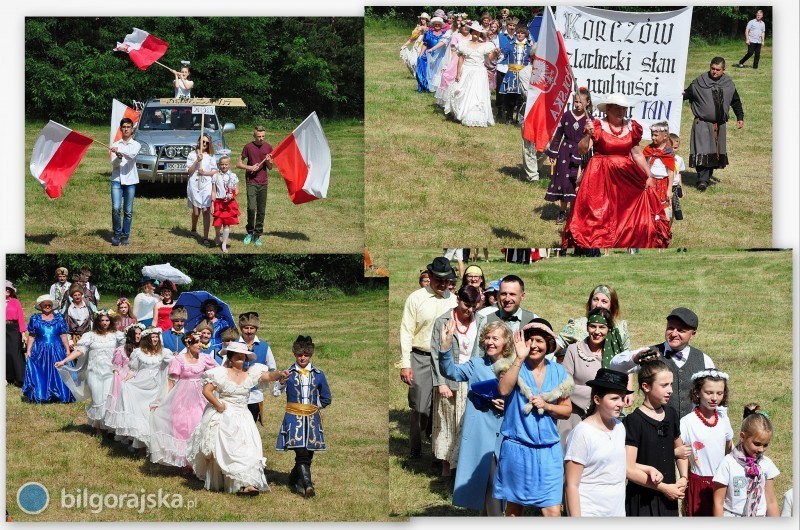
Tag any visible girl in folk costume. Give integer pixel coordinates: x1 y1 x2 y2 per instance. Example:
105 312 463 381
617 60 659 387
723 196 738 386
713 404 781 516
276 335 332 498
152 280 178 332
623 352 689 516
56 310 125 433
545 89 593 225
115 298 137 332
400 12 430 76
149 331 218 469
49 267 71 314
415 17 449 92
429 285 481 479
680 369 734 516
105 327 173 452
210 155 240 253
434 21 471 108
63 283 97 346
494 320 573 516
497 24 533 124
643 121 676 221
104 323 144 428
188 342 288 495
186 133 218 247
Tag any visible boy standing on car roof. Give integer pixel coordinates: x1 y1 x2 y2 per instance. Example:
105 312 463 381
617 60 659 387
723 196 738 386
236 125 273 247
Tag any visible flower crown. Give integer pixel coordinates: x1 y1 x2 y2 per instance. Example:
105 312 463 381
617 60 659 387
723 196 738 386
650 124 669 132
116 297 130 306
690 368 729 382
125 322 147 333
96 308 118 318
141 327 163 338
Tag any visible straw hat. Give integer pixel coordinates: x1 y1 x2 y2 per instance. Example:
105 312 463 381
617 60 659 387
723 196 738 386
596 93 636 112
34 294 55 311
468 21 486 34
221 341 256 360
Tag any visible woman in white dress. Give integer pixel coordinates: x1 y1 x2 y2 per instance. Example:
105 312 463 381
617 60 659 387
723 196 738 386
186 133 218 247
400 12 430 76
187 342 288 495
444 22 499 127
56 310 125 433
132 278 159 326
105 327 173 451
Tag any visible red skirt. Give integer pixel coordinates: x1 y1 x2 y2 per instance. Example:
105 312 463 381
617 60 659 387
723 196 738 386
684 472 715 516
212 198 240 226
563 154 671 248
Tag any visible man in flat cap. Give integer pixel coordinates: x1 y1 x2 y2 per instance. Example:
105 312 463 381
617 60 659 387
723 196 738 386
399 257 458 458
612 307 714 417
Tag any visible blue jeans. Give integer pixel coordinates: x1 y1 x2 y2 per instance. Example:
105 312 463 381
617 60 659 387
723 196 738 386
111 181 136 239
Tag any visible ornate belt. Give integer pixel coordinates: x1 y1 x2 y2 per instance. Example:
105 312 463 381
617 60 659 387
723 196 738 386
286 402 319 416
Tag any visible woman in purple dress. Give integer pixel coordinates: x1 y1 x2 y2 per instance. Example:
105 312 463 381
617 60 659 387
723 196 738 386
545 88 593 224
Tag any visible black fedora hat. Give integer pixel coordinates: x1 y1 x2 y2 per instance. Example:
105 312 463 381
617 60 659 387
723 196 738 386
426 257 456 280
586 368 634 394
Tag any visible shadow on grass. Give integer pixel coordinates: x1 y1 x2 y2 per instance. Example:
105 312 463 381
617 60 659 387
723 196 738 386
490 227 525 240
532 202 562 222
169 225 204 244
266 231 310 241
25 233 57 246
90 229 115 243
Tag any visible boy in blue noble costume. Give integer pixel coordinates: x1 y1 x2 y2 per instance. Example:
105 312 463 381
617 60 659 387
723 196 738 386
161 305 187 353
498 25 533 124
276 335 332 498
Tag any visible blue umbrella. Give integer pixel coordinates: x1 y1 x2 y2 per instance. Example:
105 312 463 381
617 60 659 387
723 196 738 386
175 291 236 333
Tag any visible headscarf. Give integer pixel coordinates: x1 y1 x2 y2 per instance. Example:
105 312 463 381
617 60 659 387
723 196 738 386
587 312 625 368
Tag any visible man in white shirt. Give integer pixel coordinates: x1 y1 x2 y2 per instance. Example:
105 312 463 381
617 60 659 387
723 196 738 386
399 257 458 458
109 118 140 246
735 10 766 70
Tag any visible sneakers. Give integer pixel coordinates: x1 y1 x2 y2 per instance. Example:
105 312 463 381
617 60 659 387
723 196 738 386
111 237 120 246
556 211 566 224
121 239 129 246
243 233 253 245
697 182 708 192
254 237 263 247
734 63 744 68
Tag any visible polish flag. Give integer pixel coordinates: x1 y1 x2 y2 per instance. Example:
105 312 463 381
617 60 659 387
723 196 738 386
522 6 573 150
114 28 168 70
30 121 93 199
270 112 331 205
109 99 140 159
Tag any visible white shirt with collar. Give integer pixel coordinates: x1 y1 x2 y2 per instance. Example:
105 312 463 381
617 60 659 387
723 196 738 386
111 137 141 185
238 335 276 404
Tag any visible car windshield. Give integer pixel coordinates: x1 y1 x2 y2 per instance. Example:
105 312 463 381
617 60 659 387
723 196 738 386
138 107 219 131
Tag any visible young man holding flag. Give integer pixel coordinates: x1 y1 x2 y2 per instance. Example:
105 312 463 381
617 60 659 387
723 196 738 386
109 117 140 246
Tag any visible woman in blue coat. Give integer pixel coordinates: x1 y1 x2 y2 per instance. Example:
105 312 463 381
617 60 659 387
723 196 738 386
438 320 513 515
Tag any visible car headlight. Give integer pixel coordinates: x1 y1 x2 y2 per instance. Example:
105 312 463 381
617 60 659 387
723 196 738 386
182 146 193 157
165 146 177 158
137 141 151 156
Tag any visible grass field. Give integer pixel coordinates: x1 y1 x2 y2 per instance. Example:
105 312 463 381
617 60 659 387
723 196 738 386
365 23 772 256
6 286 390 521
387 249 792 517
24 118 364 254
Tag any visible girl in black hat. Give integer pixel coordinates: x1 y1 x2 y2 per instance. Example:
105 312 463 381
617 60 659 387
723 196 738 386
564 368 635 516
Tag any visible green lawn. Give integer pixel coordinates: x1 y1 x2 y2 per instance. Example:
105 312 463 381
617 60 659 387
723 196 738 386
387 249 792 517
6 288 390 521
365 24 772 256
24 119 364 254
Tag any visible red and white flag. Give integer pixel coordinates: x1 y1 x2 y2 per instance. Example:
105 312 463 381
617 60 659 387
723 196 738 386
270 112 331 205
114 28 168 70
109 99 140 159
29 121 93 199
522 6 573 149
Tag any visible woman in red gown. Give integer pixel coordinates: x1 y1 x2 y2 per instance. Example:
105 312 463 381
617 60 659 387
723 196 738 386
563 93 671 249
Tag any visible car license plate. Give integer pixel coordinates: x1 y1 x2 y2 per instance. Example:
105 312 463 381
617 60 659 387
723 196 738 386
165 162 184 170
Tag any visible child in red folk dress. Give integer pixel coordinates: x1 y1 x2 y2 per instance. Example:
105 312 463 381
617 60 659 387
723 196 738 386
679 369 734 516
211 156 240 253
642 122 675 223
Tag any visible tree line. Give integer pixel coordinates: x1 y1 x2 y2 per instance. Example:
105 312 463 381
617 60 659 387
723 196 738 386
26 17 364 124
7 254 385 299
365 6 771 42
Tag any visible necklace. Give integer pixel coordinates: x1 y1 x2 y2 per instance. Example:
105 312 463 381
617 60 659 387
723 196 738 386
453 310 472 334
694 406 719 427
641 401 662 412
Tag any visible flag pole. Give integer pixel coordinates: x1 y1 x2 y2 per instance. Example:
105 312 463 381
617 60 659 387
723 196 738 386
90 138 113 151
198 114 205 191
153 60 174 73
